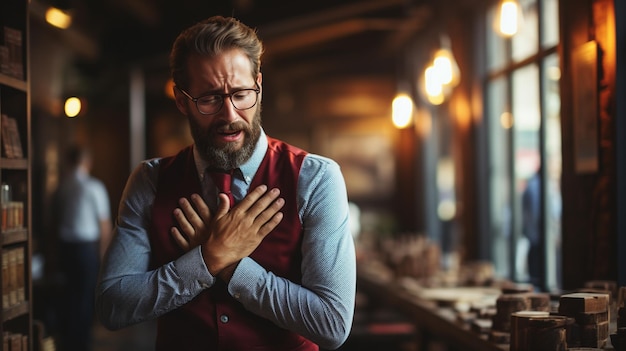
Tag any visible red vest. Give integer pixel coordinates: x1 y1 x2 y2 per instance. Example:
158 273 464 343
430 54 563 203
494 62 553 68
149 138 318 351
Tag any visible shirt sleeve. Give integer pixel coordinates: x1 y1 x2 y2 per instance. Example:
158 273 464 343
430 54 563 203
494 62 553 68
227 155 356 350
90 179 111 221
95 160 216 330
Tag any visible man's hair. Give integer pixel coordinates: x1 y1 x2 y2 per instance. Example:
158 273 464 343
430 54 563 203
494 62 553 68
66 144 91 168
170 16 264 89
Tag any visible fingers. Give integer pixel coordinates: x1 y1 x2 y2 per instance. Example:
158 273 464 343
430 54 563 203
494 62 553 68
190 194 211 222
237 185 281 215
236 184 269 209
173 206 195 237
233 185 285 239
170 227 190 251
249 187 282 214
257 212 283 237
171 194 211 251
178 197 203 226
199 185 284 274
251 196 284 231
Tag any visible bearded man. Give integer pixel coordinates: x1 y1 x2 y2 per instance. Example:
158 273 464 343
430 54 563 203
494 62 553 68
95 15 356 351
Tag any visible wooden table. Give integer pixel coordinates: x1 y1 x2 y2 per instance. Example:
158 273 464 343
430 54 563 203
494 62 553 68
357 269 507 351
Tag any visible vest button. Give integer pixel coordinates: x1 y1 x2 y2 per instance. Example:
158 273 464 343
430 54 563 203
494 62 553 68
220 314 229 323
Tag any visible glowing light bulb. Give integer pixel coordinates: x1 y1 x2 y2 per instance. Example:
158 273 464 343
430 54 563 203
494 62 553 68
433 50 454 85
64 97 81 118
392 94 413 129
45 7 72 29
499 0 521 37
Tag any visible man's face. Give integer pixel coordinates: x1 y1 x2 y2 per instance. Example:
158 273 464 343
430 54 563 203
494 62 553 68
174 48 262 170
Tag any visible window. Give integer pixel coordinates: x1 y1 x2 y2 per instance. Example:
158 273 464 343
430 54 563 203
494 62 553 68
484 0 561 291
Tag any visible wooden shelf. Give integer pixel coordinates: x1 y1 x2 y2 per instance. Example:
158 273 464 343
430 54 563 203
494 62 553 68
0 74 27 92
0 158 28 170
1 229 27 245
1 0 33 346
2 301 29 322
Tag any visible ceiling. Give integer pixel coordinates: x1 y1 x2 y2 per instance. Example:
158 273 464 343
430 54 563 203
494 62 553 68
29 0 488 109
56 0 431 62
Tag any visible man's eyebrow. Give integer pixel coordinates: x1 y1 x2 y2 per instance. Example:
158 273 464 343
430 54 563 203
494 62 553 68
198 86 253 95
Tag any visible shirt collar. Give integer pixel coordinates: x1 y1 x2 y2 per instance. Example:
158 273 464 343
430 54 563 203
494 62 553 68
73 168 89 179
193 128 268 185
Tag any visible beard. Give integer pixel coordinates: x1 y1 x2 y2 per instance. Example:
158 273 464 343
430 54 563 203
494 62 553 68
190 106 262 170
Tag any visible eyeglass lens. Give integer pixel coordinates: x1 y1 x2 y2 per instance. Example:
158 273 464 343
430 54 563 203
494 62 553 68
196 89 258 114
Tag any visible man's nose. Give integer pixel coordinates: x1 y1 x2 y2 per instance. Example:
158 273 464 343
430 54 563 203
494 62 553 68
219 96 239 122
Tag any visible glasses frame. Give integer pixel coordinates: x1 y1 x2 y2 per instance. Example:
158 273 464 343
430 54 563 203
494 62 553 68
176 83 261 115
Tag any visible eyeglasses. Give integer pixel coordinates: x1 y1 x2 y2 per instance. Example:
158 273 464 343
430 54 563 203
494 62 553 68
176 83 260 115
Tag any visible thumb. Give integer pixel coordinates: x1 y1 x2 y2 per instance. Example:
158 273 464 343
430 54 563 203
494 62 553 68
215 193 231 217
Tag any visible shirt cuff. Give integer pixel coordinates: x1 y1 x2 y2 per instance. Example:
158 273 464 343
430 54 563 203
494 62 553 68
228 257 264 300
176 246 216 290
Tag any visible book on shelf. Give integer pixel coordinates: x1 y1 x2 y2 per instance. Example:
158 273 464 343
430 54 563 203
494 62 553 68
2 332 28 351
0 46 9 77
2 201 25 231
1 26 24 80
2 246 25 310
1 114 24 159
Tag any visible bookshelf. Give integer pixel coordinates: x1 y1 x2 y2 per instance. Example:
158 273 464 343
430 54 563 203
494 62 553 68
0 0 31 350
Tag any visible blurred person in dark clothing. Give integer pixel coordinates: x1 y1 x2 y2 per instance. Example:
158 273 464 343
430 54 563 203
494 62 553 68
522 171 541 285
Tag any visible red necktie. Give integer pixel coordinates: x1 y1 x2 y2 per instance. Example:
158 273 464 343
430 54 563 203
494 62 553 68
209 170 235 208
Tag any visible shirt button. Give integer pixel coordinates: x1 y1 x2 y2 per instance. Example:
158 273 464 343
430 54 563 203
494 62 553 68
233 293 240 299
220 314 229 323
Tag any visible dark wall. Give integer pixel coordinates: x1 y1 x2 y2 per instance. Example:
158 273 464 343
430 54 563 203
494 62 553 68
560 0 618 289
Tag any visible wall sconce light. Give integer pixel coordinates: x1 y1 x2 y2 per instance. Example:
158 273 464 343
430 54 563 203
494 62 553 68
392 93 414 129
45 6 72 29
421 35 460 106
64 97 82 118
495 0 523 37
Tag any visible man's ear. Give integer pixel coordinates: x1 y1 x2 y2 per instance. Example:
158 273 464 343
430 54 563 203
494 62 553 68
256 73 263 100
173 88 189 116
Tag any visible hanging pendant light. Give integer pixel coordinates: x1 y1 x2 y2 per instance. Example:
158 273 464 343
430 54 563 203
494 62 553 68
392 93 414 129
495 0 523 37
432 35 460 89
420 34 460 106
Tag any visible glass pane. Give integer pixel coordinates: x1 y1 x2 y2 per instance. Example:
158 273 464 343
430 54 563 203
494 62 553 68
512 0 538 62
488 77 512 279
512 64 540 283
541 0 559 48
542 53 562 291
486 4 507 72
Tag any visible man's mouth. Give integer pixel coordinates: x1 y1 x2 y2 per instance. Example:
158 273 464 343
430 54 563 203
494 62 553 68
216 128 243 142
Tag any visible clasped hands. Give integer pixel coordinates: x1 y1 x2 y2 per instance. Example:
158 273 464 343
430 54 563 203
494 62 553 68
170 185 284 281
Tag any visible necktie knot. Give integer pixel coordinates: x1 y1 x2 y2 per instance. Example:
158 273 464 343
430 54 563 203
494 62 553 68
208 169 235 208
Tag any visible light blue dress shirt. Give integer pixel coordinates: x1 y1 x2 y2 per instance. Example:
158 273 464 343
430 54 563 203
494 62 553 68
56 169 110 242
96 130 356 350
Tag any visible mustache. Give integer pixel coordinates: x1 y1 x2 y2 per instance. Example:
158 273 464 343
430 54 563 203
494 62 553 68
214 121 248 133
